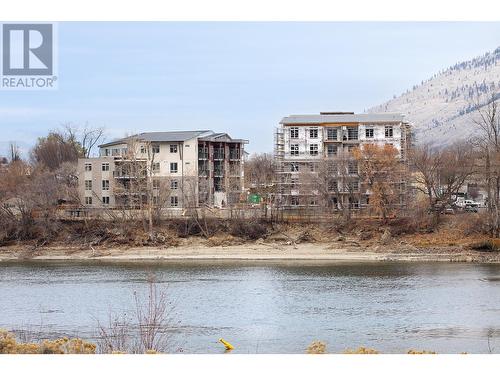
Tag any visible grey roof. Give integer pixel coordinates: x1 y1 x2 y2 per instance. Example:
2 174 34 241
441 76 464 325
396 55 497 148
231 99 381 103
280 113 405 125
99 130 213 148
198 132 248 144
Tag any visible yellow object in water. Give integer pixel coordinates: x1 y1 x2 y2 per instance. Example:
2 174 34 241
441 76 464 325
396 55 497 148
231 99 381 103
219 338 234 351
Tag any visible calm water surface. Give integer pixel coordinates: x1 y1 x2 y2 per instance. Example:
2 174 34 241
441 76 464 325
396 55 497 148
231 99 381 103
1 261 500 353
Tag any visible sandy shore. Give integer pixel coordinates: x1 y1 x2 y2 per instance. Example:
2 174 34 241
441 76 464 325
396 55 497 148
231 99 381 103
1 242 499 263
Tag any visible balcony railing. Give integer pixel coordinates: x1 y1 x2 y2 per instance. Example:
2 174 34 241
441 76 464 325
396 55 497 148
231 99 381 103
198 169 209 177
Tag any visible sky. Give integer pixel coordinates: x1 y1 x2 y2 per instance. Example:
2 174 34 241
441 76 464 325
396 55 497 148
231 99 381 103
1 22 500 156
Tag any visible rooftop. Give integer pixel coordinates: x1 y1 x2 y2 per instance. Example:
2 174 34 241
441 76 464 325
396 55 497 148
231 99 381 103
99 130 213 148
280 113 405 125
198 133 249 144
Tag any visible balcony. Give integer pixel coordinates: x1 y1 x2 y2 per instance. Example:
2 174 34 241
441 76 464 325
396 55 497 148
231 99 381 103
229 150 240 160
214 166 225 177
198 150 209 159
113 170 146 178
213 150 225 160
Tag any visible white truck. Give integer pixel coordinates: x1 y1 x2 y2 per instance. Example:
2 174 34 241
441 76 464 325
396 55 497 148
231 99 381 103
455 199 480 210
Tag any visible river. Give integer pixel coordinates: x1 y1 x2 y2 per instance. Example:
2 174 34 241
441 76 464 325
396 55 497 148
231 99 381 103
1 261 500 353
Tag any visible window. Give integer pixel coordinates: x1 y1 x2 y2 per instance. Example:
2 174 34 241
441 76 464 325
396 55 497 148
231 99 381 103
291 177 299 189
327 144 337 157
346 145 358 154
348 161 358 174
102 163 109 171
309 144 318 156
349 197 360 208
365 128 374 138
170 196 179 207
152 162 160 172
85 180 92 190
111 148 120 156
152 144 160 154
290 127 299 139
102 180 110 191
170 144 178 153
152 196 159 205
345 181 359 192
385 126 394 138
170 162 178 173
85 197 92 205
290 144 299 156
328 180 338 192
171 180 178 190
102 196 110 205
309 163 317 172
104 149 110 156
290 196 299 206
153 180 160 190
326 128 338 140
310 198 318 206
140 145 146 154
347 126 359 140
309 128 318 139
290 163 299 172
84 163 92 172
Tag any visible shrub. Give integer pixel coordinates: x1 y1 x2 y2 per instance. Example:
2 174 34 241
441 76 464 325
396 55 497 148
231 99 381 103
306 341 327 354
0 329 95 354
470 239 500 252
343 347 379 354
407 349 437 354
229 219 268 240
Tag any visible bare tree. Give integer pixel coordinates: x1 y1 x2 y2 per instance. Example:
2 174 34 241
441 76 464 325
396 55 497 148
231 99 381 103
412 141 476 223
471 94 500 237
354 144 405 220
96 276 177 354
30 129 83 171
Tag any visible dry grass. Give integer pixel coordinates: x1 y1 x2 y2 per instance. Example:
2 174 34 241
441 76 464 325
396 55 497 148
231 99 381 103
0 329 95 354
343 347 379 354
306 341 327 354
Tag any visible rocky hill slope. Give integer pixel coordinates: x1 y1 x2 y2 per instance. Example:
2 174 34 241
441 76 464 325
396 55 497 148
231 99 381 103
368 47 500 145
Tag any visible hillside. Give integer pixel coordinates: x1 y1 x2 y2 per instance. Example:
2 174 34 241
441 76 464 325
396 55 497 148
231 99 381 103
368 47 500 145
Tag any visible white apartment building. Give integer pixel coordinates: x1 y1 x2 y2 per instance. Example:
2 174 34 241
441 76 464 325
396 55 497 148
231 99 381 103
78 130 248 210
275 112 412 210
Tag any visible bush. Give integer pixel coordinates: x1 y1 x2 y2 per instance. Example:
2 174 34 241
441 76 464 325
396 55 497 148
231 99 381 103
343 347 379 354
229 219 268 240
470 239 500 252
306 341 327 354
0 329 95 354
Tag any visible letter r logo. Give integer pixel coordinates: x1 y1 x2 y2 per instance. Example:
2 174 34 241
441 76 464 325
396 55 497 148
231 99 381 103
2 24 53 76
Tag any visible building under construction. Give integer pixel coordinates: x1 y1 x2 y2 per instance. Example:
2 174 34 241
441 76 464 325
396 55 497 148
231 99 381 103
274 112 412 213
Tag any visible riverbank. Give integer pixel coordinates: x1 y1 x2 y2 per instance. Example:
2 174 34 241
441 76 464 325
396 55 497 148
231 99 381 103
1 241 499 263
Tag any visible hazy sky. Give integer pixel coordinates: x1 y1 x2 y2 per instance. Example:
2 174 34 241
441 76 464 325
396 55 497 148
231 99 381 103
1 22 500 155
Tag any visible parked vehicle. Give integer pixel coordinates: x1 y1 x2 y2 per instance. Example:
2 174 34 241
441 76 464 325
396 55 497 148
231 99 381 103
443 206 455 215
464 206 478 213
455 199 479 209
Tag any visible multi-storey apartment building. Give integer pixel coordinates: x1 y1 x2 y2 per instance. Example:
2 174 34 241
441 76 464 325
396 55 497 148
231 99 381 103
275 112 412 211
77 130 248 211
